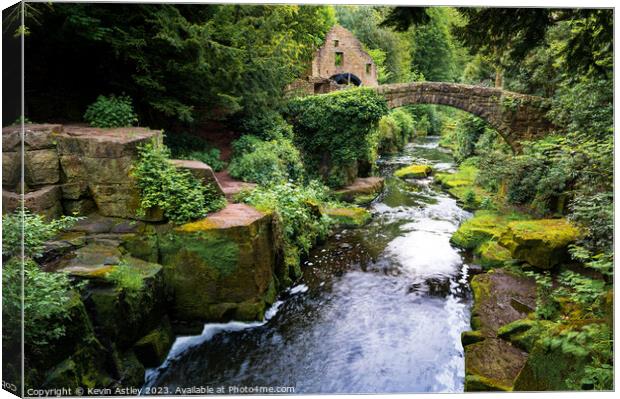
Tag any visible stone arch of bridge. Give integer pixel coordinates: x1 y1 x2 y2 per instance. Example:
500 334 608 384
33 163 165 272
375 82 554 152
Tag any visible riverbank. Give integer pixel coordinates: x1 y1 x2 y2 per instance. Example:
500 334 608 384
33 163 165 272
432 159 612 391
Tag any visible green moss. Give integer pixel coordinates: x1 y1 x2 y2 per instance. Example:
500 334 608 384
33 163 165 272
513 324 590 391
475 241 512 268
462 330 485 347
160 231 240 276
435 164 478 188
323 207 371 228
499 219 584 269
133 319 174 367
394 164 432 179
464 338 527 392
158 212 275 321
498 318 554 352
451 210 528 250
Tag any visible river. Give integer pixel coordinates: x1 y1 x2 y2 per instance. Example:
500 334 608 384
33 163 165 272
144 136 473 394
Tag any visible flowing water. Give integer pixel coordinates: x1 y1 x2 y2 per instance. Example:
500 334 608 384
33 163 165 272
144 137 473 394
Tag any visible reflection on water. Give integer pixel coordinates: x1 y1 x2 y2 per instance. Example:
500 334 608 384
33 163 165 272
145 137 473 394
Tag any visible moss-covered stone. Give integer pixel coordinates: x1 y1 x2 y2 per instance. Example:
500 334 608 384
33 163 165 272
464 338 528 391
42 343 115 390
497 318 554 352
513 323 591 391
461 330 485 347
158 204 276 321
435 163 477 189
323 207 371 228
451 211 528 251
475 241 512 268
85 256 167 349
470 269 536 337
133 318 174 367
394 164 432 179
112 349 146 388
499 219 583 269
333 177 384 204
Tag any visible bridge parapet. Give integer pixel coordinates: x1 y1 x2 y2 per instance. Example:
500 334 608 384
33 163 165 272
375 82 554 151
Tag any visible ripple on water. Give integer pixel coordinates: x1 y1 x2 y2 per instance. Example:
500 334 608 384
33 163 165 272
144 136 472 393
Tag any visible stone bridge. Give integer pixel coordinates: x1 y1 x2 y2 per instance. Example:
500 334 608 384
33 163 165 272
374 82 554 151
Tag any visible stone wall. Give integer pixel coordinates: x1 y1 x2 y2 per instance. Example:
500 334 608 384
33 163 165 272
2 124 163 220
311 25 378 87
375 82 554 151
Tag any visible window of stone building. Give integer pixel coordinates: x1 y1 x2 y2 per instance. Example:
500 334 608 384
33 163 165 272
333 39 339 47
335 52 343 66
366 63 372 74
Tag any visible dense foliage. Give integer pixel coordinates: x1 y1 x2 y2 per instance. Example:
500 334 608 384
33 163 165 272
132 141 226 223
228 134 305 186
377 109 415 154
2 211 81 383
284 88 389 187
2 209 82 259
239 181 331 285
83 94 138 128
24 3 335 128
164 132 225 171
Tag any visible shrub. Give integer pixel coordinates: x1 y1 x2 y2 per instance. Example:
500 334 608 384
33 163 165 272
132 141 226 223
2 209 81 259
239 181 331 284
236 110 294 140
390 108 415 140
2 257 75 353
228 135 304 186
105 261 144 293
83 94 138 128
283 88 389 187
377 114 403 154
164 132 225 171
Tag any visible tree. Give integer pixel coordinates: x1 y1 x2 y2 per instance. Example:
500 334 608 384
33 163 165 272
24 3 335 129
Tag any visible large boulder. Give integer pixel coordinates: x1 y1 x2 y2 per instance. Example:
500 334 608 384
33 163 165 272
2 123 62 152
333 177 384 204
170 159 224 195
3 185 63 220
394 164 432 179
463 269 537 392
464 338 528 391
56 126 164 221
25 149 60 187
499 219 583 269
158 203 277 322
2 151 20 188
451 211 529 251
322 207 371 228
54 243 169 349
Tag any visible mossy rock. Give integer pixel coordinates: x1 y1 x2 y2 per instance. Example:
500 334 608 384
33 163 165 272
42 337 114 390
87 256 167 349
475 241 512 269
461 330 485 347
394 164 432 179
464 338 528 391
158 204 276 321
497 318 554 352
111 349 146 388
470 269 536 337
499 219 584 269
323 207 371 228
133 318 174 368
451 211 528 251
513 323 591 391
435 163 478 189
332 177 384 204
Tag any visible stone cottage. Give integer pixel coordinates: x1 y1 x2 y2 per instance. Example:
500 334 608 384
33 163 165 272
289 24 378 95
